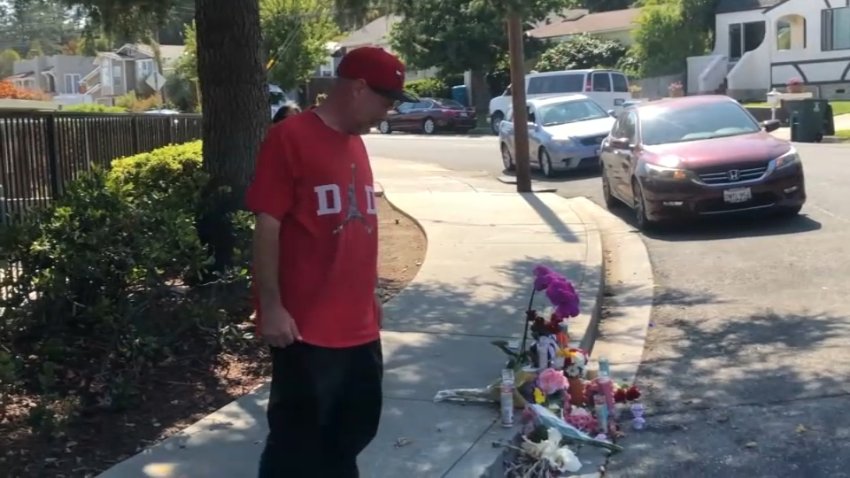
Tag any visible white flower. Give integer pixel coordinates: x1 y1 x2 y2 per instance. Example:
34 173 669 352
521 428 582 473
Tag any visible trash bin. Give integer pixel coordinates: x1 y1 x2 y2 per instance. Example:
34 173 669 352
451 85 469 106
787 99 833 142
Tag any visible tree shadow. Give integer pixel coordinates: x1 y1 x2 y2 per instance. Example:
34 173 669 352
609 309 850 477
501 166 602 184
605 204 822 242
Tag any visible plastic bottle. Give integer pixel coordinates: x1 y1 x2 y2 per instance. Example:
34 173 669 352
500 368 515 427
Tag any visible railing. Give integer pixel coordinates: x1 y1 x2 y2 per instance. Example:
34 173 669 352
0 111 202 225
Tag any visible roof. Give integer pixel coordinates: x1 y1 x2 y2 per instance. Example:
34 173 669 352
716 0 785 14
527 8 641 39
339 15 401 48
529 94 593 107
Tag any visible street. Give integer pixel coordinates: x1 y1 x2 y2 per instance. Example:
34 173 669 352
365 133 850 477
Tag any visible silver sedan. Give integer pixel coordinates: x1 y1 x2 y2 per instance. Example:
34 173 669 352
499 94 616 177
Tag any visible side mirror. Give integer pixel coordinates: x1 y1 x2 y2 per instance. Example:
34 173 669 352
610 137 631 149
608 109 617 117
761 119 781 133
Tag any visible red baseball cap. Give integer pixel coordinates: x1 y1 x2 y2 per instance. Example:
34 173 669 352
337 46 419 103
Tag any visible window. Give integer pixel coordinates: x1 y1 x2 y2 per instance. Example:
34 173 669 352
639 101 760 145
527 74 584 95
591 72 611 92
319 57 335 77
64 74 81 94
612 73 629 93
397 102 414 113
536 99 609 126
729 21 766 59
822 7 850 51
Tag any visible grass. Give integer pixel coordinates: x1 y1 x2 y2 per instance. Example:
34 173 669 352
744 100 850 115
834 129 850 140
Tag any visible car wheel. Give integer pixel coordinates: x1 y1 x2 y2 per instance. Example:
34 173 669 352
378 120 392 134
540 148 555 178
422 117 436 135
490 112 504 135
632 178 654 231
602 168 620 209
501 143 515 171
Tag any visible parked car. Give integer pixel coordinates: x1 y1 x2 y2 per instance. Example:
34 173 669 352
599 95 804 230
378 97 476 135
499 94 615 177
488 69 632 134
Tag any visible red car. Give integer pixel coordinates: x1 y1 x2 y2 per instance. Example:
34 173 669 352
378 97 477 135
600 95 805 230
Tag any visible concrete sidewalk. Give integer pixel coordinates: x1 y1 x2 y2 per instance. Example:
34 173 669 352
97 158 607 478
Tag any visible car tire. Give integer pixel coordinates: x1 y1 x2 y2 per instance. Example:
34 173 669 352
602 168 620 209
632 178 655 231
378 120 392 134
540 148 555 178
490 112 504 135
422 117 437 135
501 143 515 171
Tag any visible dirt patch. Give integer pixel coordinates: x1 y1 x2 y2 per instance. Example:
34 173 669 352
0 198 427 477
377 195 427 302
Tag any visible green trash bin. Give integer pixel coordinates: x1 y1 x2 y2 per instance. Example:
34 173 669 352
787 99 832 142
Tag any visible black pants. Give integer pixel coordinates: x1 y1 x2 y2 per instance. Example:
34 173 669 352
258 339 383 478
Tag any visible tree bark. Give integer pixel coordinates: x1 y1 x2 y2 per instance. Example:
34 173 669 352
469 69 490 119
195 0 268 271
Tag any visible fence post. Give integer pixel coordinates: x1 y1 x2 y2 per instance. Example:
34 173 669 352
45 114 61 199
131 114 140 153
0 184 6 227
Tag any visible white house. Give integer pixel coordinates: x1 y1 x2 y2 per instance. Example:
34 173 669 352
688 0 850 100
81 43 185 105
526 8 642 47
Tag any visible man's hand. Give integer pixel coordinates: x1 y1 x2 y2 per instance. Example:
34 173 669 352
261 303 302 348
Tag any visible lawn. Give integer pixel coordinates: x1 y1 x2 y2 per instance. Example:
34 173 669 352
744 100 850 116
834 129 850 139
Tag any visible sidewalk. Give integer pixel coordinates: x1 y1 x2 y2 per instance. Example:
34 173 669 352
97 158 608 478
771 112 850 142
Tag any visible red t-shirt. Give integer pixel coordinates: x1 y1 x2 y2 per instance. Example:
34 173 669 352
245 112 380 348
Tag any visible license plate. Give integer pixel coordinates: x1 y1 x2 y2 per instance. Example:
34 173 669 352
723 187 752 203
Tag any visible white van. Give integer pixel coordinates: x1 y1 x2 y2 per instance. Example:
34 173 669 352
488 69 632 133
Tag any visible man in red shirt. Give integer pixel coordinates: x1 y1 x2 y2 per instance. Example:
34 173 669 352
245 47 418 478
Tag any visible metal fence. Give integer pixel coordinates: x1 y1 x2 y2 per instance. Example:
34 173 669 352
0 111 202 225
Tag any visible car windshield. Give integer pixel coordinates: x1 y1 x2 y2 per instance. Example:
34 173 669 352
436 99 465 109
640 101 761 145
536 99 608 126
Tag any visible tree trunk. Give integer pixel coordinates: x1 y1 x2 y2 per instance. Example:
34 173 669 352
195 0 268 272
469 69 490 122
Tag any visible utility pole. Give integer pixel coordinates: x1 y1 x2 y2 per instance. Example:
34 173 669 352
507 12 531 193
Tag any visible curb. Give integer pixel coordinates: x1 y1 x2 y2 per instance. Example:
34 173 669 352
568 198 605 355
496 175 559 193
567 197 653 388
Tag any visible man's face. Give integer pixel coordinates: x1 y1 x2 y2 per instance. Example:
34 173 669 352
349 80 395 134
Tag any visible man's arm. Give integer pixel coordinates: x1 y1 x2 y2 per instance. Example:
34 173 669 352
254 213 282 309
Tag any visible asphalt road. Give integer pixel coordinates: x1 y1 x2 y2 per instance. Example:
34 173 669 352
364 132 850 477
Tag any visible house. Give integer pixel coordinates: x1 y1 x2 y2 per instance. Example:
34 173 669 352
526 8 642 47
6 55 97 96
334 15 436 81
81 43 185 105
688 0 850 100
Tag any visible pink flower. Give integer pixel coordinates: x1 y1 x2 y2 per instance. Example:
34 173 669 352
533 265 565 291
546 279 580 318
538 368 569 395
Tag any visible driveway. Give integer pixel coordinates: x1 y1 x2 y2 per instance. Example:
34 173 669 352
364 134 850 477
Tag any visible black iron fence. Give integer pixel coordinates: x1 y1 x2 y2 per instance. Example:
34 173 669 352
0 111 202 225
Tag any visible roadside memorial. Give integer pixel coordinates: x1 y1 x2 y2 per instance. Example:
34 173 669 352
433 265 643 476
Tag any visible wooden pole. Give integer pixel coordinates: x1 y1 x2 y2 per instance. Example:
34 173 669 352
507 12 531 193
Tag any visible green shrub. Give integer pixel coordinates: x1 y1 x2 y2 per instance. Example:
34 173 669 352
62 103 127 113
534 34 628 72
0 141 252 417
405 78 449 99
